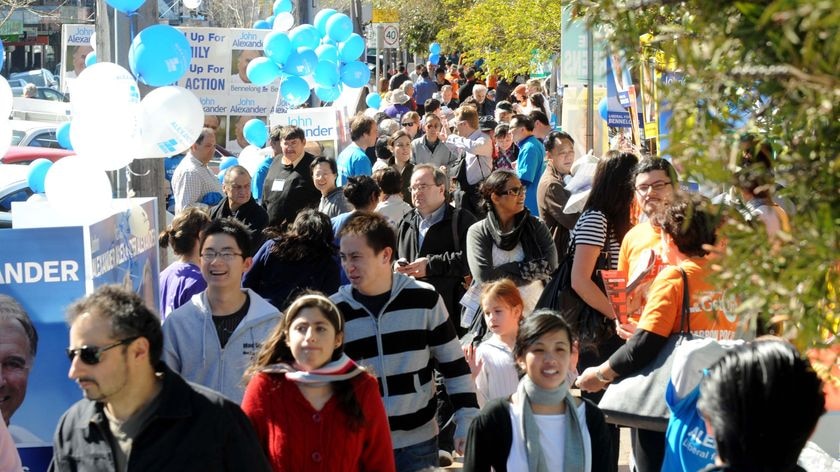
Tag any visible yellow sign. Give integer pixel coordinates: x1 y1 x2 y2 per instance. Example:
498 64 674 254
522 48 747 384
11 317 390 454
372 8 399 23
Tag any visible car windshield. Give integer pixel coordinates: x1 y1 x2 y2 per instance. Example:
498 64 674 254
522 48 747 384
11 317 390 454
11 72 46 87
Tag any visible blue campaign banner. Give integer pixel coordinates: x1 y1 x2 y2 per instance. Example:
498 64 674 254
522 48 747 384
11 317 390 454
605 51 633 128
0 226 88 471
87 198 160 311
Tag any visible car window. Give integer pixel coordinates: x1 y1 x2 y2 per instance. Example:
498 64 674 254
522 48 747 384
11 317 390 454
28 131 60 149
11 131 25 146
41 89 63 101
0 187 32 212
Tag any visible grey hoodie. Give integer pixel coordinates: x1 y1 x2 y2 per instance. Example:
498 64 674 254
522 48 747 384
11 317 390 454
162 289 282 403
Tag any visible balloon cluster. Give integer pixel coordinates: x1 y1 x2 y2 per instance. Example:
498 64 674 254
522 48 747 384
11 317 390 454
249 3 371 106
18 0 204 222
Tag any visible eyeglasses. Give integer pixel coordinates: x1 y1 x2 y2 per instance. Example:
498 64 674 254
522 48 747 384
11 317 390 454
66 336 139 365
409 183 438 193
200 251 244 262
635 181 672 194
498 186 526 197
402 122 417 126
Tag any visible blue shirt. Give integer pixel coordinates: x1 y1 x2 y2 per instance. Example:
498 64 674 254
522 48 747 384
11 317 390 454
251 155 273 203
414 77 437 106
336 142 372 186
515 134 546 214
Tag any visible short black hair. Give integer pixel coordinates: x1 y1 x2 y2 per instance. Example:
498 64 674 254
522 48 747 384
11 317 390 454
495 100 514 112
372 167 402 196
528 110 549 126
374 136 393 161
424 98 441 114
270 125 305 143
509 114 534 132
634 157 677 184
339 212 396 262
310 156 337 175
544 130 575 152
513 309 575 362
343 175 381 208
67 285 163 365
200 217 252 259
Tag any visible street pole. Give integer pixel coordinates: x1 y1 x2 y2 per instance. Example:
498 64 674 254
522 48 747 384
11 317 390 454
585 27 594 152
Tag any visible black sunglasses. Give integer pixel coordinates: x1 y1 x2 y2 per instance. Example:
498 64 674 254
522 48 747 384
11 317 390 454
66 336 140 365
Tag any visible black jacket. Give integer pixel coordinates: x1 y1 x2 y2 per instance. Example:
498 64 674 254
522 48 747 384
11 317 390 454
210 196 269 255
261 152 320 228
463 396 616 472
49 363 270 472
396 205 477 328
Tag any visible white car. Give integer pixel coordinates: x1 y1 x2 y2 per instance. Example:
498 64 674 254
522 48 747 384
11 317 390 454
9 120 60 149
0 163 33 228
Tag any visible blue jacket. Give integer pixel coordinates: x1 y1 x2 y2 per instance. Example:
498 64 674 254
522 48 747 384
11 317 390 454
516 134 546 215
414 77 437 106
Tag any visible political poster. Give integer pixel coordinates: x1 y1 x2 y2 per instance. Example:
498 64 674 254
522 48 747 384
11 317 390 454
605 50 642 150
560 5 607 86
59 24 95 94
559 86 608 157
0 226 87 471
269 107 341 159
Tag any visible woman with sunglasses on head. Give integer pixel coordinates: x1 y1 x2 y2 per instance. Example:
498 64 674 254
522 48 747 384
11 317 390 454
466 169 558 316
241 293 395 472
464 310 615 472
400 111 422 139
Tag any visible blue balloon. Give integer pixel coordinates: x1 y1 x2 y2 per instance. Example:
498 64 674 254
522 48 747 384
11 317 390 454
284 47 318 76
339 33 365 62
246 57 282 85
56 122 73 150
280 76 311 107
0 39 4 71
218 156 238 172
264 31 292 66
266 15 275 24
84 52 96 67
314 9 338 36
105 0 146 14
27 159 52 194
313 60 340 87
273 0 293 14
315 84 342 102
315 44 338 63
326 13 352 43
428 53 440 65
598 97 609 121
289 25 321 50
128 25 192 86
365 92 381 109
340 61 370 88
253 20 271 29
429 42 441 55
243 119 269 147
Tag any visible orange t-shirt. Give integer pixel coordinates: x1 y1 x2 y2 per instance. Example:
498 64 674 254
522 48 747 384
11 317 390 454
618 220 662 273
636 258 738 340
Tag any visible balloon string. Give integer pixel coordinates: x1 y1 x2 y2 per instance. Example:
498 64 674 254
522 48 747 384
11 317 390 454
126 163 150 177
128 11 137 42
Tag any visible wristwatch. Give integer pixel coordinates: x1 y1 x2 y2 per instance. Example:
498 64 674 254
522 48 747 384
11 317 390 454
595 369 611 384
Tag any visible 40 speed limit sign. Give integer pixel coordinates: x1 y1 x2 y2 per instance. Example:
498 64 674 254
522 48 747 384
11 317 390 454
381 23 399 49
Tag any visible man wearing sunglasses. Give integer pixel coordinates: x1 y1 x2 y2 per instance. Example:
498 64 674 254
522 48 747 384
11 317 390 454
53 285 270 471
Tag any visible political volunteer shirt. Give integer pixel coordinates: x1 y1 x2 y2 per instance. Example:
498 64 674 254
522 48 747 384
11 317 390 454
261 152 320 227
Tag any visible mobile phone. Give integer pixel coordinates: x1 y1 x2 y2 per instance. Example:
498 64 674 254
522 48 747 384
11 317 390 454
397 258 409 267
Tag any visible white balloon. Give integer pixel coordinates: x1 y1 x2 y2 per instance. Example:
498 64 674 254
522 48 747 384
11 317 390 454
237 145 270 178
140 86 204 158
70 62 143 170
44 155 114 220
0 120 13 158
0 77 13 120
183 0 202 9
273 12 295 32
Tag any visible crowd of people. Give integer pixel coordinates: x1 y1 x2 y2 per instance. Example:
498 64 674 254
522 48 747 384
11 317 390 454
1 61 831 472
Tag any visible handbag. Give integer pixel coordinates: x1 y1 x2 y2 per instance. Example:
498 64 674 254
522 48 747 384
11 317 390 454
535 229 614 351
598 268 693 432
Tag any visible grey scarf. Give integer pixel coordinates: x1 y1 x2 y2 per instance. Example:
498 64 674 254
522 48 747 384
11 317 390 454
516 375 586 472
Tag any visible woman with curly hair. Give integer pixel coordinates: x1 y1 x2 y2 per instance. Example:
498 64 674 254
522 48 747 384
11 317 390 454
242 293 395 471
243 210 340 311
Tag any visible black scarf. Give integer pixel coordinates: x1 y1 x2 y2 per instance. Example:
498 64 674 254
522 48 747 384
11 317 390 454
487 208 530 251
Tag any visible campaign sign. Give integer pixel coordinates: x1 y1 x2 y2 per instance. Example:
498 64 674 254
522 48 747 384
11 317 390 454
0 226 87 471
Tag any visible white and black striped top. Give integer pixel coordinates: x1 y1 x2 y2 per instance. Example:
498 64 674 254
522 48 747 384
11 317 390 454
570 209 621 269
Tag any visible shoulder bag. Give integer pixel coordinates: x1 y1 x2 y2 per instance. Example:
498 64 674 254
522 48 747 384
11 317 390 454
597 268 693 432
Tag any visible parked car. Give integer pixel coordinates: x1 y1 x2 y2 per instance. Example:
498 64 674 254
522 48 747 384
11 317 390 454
9 120 61 149
0 163 33 228
10 86 68 102
9 69 58 88
2 146 74 165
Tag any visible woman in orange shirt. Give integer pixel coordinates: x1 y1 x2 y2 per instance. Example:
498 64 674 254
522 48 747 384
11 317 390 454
577 194 738 472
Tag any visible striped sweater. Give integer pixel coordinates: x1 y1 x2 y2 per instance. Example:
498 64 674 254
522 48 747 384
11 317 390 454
331 273 479 449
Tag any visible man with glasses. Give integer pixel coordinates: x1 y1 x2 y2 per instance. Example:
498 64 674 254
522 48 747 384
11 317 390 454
163 218 280 404
537 131 580 254
210 166 268 255
509 114 546 215
261 125 320 228
618 158 678 316
53 285 270 471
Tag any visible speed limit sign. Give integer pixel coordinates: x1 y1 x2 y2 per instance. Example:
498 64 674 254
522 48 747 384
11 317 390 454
381 23 399 49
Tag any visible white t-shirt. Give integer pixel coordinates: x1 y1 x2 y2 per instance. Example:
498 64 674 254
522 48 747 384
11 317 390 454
507 400 592 472
474 337 519 407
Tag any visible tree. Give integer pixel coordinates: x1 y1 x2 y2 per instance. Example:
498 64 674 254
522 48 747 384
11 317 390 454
372 0 452 57
573 0 838 352
205 0 267 28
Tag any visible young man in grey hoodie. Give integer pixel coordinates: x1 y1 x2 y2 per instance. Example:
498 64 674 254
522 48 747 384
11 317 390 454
330 212 478 471
163 218 281 404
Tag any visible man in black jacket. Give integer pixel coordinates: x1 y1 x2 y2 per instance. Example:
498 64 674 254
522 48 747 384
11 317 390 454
210 165 268 254
395 164 477 332
50 285 270 472
261 125 320 228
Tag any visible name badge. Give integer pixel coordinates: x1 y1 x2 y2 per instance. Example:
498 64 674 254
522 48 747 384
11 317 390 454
271 179 286 192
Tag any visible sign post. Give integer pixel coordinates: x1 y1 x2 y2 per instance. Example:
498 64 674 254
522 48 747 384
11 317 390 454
371 9 399 93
